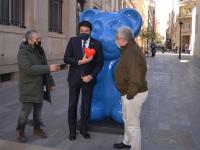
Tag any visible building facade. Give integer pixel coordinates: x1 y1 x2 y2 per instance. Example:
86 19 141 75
148 0 156 33
118 0 150 51
178 0 196 53
0 0 122 81
0 0 78 81
193 0 200 58
0 0 153 81
168 0 197 53
84 0 120 11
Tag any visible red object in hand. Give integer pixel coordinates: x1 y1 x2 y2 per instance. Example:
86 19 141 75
84 48 96 58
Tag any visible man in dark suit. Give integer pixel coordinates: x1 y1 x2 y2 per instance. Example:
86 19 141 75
63 21 103 141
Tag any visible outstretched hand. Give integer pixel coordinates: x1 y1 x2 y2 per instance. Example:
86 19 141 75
50 64 60 72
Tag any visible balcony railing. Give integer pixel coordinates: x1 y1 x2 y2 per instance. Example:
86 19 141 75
179 12 192 17
179 0 197 6
179 6 193 17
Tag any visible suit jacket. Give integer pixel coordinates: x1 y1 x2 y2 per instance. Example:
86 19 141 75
63 37 103 86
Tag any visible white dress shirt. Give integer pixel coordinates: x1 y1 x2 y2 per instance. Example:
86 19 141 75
82 37 90 48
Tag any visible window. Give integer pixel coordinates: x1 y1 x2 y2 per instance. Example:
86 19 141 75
49 0 63 33
0 0 25 27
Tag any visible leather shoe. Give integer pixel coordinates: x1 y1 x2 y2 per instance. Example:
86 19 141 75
113 142 131 149
80 131 91 139
16 129 27 143
69 134 76 141
33 128 47 139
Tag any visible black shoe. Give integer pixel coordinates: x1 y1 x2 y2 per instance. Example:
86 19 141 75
80 131 91 139
113 142 131 149
69 134 76 141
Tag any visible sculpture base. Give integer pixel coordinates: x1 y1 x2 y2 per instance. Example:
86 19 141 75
77 118 124 135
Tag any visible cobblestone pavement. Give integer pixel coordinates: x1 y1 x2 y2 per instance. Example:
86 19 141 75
0 52 200 150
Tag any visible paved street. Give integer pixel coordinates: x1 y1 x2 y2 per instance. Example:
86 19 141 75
0 52 200 150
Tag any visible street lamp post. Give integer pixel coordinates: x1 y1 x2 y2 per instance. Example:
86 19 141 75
179 21 183 59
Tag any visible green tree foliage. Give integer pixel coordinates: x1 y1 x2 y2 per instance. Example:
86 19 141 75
140 28 163 43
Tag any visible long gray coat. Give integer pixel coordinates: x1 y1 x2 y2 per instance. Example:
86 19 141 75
17 42 55 103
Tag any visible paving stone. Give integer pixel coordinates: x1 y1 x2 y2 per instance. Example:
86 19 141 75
0 53 200 150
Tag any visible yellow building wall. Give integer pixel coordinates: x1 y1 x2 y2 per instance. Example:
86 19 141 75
123 0 149 51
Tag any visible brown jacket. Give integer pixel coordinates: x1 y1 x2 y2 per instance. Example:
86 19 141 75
115 40 148 97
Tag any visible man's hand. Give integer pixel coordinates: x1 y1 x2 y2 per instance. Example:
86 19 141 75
50 64 60 72
50 86 55 91
78 55 93 65
81 75 93 83
126 95 134 100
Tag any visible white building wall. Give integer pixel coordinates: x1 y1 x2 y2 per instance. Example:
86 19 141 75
193 0 200 58
190 7 196 55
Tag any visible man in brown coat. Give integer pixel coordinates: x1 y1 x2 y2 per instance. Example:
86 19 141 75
113 27 148 150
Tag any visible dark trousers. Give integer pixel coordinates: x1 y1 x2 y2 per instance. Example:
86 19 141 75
151 49 156 57
16 102 43 131
68 81 94 135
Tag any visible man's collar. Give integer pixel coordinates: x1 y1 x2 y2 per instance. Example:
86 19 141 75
81 37 90 43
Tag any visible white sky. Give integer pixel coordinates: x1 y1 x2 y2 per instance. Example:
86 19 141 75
155 0 178 37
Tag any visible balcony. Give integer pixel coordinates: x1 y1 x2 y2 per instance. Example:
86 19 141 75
179 0 197 18
179 0 197 7
179 7 192 17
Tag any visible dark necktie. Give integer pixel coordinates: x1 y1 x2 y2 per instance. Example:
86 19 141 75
81 41 87 77
82 41 87 55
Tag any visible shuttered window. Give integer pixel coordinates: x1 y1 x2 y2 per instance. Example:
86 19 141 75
0 0 25 27
49 0 63 33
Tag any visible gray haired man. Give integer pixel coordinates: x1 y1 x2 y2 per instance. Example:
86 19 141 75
16 30 60 142
114 27 148 150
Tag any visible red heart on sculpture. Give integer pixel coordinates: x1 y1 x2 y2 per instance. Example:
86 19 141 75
84 48 96 58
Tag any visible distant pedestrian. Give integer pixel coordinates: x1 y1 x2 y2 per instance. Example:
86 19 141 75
16 30 60 142
150 41 156 57
114 27 148 150
174 46 178 53
184 43 188 52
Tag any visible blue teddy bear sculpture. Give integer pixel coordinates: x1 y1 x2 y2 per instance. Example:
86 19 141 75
80 8 142 124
